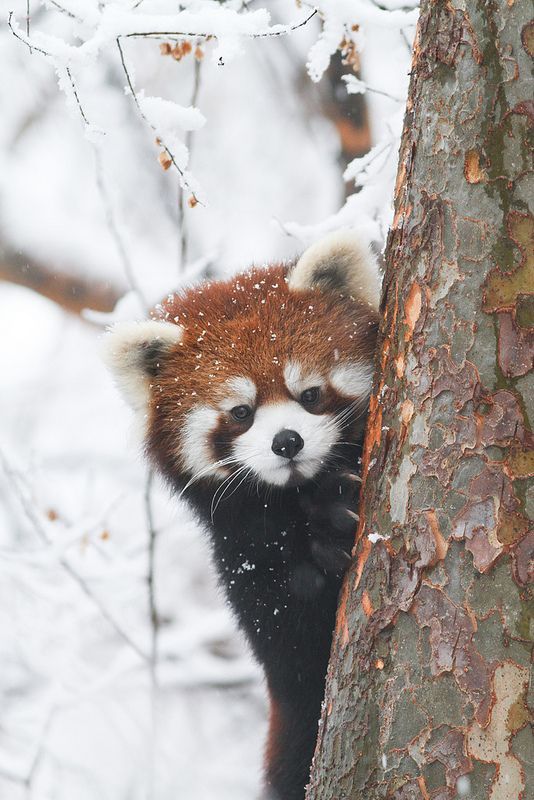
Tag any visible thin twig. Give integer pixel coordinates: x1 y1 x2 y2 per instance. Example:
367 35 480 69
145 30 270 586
25 0 31 51
22 709 56 792
8 11 49 56
48 0 82 20
251 8 318 38
400 27 414 54
65 66 90 125
344 139 394 183
144 468 159 800
366 85 403 102
145 469 159 686
93 146 149 311
116 36 203 207
0 449 149 661
122 9 318 40
178 55 203 272
8 14 91 127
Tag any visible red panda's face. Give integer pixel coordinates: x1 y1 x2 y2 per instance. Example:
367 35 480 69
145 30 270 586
104 231 381 491
170 345 374 489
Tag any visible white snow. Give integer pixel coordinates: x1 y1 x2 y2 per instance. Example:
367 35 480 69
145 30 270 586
457 775 471 796
0 0 418 796
368 532 387 544
139 96 206 134
343 74 367 95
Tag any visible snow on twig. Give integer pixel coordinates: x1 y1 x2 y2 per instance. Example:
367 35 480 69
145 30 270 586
7 2 320 211
343 74 402 102
178 54 203 272
343 139 394 184
121 8 318 40
116 36 204 205
304 0 418 82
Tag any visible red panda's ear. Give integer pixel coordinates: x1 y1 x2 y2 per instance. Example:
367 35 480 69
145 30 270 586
102 320 183 411
288 229 380 311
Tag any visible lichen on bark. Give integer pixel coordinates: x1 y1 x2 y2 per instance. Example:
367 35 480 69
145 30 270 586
306 2 533 798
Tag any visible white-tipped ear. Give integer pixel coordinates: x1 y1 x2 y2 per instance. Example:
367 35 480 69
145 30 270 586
288 229 381 310
102 320 183 411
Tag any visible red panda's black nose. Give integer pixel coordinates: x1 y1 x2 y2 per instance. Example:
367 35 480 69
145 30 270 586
272 430 304 460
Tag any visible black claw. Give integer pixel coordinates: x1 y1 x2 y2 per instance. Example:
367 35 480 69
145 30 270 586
329 504 360 534
311 539 352 574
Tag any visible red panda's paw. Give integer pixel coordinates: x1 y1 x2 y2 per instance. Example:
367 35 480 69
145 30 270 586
310 537 351 575
300 470 360 532
298 470 360 575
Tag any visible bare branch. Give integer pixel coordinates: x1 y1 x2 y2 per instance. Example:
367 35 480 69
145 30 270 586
145 469 160 687
8 11 49 56
8 13 91 127
144 468 159 800
250 8 318 39
122 9 319 40
116 36 203 207
365 85 403 102
65 65 90 125
178 55 203 272
26 0 31 51
0 449 149 662
47 0 82 21
0 244 123 317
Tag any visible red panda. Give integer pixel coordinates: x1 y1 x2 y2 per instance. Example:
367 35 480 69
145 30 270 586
104 230 380 800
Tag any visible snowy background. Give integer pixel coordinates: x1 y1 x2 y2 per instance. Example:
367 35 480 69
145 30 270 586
0 2 417 798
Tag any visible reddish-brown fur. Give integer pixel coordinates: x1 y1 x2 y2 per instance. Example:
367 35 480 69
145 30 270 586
147 265 377 461
265 695 283 768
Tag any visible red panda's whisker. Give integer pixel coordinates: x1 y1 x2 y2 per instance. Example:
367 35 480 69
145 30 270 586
331 402 367 428
210 464 252 519
221 466 255 511
180 456 243 495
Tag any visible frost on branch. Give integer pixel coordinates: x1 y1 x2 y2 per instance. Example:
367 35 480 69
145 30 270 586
8 0 316 203
306 0 418 83
288 3 417 253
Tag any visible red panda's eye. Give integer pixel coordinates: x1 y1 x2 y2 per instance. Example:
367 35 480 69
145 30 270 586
300 387 320 406
230 405 253 421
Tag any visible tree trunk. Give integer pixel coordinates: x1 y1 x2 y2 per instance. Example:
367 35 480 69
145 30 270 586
306 2 533 798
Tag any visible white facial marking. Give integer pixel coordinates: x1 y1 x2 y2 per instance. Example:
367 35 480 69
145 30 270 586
330 362 374 398
232 400 339 487
218 376 257 411
180 405 224 478
284 361 324 398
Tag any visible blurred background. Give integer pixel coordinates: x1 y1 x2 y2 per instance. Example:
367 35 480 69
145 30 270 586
0 1 417 798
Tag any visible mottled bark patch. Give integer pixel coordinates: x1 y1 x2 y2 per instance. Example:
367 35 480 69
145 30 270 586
307 1 533 798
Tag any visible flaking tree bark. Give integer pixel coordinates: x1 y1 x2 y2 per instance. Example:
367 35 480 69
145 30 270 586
307 2 533 798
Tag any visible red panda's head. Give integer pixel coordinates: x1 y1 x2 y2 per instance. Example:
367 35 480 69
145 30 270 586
104 231 380 490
